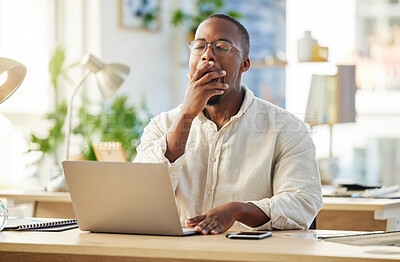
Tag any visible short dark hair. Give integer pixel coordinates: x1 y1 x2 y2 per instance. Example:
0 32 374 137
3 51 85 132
199 13 250 57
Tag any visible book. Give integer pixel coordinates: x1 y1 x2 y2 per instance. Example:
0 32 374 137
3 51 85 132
4 217 78 232
318 230 400 246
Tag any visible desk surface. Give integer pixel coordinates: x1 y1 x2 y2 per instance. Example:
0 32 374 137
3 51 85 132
322 197 400 211
0 189 71 203
1 228 400 262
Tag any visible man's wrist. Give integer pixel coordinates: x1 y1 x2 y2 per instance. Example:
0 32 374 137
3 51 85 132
232 201 247 222
179 110 197 122
233 202 269 227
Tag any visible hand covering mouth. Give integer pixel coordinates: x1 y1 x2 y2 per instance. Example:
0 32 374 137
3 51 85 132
203 70 224 83
211 77 224 83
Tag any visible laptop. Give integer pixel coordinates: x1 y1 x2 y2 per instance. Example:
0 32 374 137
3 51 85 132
62 161 197 236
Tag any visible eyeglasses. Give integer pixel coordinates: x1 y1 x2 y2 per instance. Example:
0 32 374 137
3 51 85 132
188 40 245 57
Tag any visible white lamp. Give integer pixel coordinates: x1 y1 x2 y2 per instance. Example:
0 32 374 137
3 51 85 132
304 65 356 183
0 57 26 231
64 54 130 160
47 54 129 191
0 57 27 104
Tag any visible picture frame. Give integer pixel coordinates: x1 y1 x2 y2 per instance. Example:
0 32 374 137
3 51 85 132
92 142 128 162
119 0 160 31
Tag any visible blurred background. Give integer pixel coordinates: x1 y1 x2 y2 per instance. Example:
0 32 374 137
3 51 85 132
0 0 399 190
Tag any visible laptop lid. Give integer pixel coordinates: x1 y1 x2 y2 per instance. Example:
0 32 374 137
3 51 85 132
62 161 192 236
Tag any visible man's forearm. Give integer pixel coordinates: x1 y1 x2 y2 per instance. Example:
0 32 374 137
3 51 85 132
235 202 270 227
165 112 195 163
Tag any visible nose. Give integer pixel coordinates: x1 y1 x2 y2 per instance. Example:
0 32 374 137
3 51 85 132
201 43 216 62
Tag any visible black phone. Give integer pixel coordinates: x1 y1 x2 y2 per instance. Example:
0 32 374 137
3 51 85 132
226 231 272 240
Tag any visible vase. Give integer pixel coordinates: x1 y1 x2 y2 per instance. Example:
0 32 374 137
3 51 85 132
297 31 317 62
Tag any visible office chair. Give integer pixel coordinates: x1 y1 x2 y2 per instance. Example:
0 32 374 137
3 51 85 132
309 218 317 230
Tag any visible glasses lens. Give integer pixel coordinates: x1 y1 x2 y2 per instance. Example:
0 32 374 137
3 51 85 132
190 40 206 55
213 41 231 55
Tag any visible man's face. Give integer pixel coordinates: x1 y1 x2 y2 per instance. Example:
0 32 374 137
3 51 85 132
189 18 246 106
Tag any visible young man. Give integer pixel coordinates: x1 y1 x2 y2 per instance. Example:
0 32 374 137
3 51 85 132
134 14 322 235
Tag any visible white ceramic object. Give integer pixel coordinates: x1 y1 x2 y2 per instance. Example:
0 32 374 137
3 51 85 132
297 31 317 62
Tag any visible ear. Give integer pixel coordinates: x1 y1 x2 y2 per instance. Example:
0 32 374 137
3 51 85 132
240 57 251 73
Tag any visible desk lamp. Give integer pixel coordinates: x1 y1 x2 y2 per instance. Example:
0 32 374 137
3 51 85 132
304 65 356 184
46 54 130 192
0 57 27 104
0 57 27 231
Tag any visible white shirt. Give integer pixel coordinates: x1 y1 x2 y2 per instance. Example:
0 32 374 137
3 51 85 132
134 85 322 230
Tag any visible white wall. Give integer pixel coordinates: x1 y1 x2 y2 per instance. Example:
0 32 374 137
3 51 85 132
286 0 400 184
99 0 188 114
0 0 55 188
286 0 356 115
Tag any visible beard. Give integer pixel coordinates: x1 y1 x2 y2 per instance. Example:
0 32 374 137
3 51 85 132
206 76 225 106
206 94 222 106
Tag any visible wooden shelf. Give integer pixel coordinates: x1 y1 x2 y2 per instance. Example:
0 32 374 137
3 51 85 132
251 60 287 68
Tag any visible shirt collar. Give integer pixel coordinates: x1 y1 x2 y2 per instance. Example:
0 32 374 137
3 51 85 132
238 84 254 115
197 83 255 123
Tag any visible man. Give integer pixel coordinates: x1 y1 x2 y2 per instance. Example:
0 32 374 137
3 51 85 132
134 14 322 235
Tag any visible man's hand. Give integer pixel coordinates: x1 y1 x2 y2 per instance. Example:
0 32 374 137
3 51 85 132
185 202 240 235
182 60 228 118
185 202 270 235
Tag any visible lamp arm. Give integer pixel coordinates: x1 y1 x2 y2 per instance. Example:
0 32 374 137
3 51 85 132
64 70 91 160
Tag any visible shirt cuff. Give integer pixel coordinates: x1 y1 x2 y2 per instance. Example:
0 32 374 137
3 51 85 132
153 134 185 176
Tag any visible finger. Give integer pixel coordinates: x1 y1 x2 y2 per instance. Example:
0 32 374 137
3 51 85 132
197 70 226 85
187 73 193 84
195 219 213 234
185 215 206 226
201 220 220 235
211 225 224 235
204 89 226 100
202 82 229 91
192 61 214 81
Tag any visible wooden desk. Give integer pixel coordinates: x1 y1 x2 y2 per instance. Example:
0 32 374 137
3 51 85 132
318 197 400 231
1 228 400 262
0 190 74 219
2 191 400 231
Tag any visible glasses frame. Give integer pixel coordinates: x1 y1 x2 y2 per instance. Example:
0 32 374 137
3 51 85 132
188 40 246 57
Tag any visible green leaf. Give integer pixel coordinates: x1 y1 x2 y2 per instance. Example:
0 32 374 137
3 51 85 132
227 10 245 19
172 9 186 26
49 46 66 93
173 0 244 34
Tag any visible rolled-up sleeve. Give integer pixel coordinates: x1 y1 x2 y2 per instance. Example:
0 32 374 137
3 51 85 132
133 113 185 191
245 117 323 230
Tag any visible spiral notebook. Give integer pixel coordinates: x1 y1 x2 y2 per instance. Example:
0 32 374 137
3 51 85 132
4 217 78 232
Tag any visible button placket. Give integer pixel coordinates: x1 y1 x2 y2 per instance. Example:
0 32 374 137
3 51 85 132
206 131 225 210
201 120 218 212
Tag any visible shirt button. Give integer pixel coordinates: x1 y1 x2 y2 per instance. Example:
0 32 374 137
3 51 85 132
207 190 212 195
311 176 316 180
211 157 216 162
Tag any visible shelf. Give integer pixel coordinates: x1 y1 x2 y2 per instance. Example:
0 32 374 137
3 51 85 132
251 60 287 68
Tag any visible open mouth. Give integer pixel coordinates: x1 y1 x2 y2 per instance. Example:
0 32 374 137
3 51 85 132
210 76 224 83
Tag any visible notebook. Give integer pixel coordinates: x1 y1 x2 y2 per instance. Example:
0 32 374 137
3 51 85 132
4 217 78 231
62 161 197 236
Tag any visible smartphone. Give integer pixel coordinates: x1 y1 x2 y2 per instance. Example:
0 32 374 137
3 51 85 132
226 231 272 240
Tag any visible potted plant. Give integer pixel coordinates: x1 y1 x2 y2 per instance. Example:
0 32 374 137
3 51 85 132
28 47 151 187
73 95 151 161
172 0 244 40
